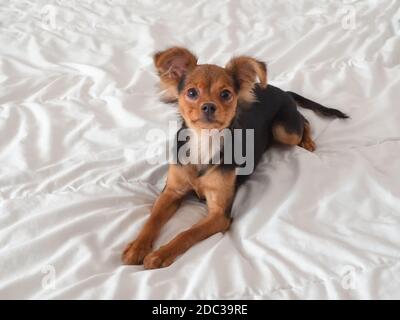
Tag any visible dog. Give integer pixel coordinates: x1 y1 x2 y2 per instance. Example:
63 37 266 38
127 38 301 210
122 47 348 269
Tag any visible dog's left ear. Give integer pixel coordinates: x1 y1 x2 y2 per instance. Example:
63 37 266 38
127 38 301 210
225 56 267 103
153 47 198 103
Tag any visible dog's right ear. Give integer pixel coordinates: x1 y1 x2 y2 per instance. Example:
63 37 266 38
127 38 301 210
153 47 198 103
225 56 267 104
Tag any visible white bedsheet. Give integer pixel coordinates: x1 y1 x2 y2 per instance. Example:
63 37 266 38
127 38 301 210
0 0 399 299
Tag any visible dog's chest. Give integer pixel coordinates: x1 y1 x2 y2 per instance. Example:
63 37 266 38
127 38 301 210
189 131 222 166
183 165 217 200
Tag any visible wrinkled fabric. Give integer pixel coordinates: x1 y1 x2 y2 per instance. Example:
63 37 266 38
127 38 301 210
0 0 399 299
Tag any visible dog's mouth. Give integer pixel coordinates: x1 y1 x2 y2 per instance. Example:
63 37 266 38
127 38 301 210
193 118 225 129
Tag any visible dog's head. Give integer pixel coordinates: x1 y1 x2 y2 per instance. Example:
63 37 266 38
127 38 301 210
154 47 267 130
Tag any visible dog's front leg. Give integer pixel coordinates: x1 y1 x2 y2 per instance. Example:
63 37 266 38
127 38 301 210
122 165 191 265
143 168 235 269
143 210 231 269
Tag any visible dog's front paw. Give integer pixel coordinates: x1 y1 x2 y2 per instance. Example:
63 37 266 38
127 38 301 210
143 249 176 269
122 240 152 265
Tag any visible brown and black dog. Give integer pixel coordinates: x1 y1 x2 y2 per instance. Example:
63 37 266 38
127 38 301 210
122 47 348 269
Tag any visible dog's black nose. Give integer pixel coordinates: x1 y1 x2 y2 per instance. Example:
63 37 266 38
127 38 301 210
201 103 216 115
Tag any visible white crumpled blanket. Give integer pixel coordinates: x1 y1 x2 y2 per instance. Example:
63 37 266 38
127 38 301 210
0 0 399 299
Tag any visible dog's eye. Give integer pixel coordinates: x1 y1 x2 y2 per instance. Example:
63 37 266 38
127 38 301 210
220 90 232 100
187 88 198 99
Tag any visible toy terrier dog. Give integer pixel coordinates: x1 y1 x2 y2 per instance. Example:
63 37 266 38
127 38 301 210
122 47 348 269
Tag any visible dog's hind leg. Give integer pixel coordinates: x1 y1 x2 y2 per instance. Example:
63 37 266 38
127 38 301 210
272 102 303 146
272 100 316 152
298 119 316 152
272 122 303 146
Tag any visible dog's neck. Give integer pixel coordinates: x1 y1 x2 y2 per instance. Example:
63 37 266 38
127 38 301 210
174 106 245 174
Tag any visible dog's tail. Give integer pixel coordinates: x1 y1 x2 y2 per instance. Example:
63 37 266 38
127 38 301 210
287 91 349 119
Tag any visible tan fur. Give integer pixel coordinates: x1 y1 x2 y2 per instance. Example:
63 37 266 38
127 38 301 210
122 164 235 268
299 121 316 152
122 165 191 265
178 65 238 131
153 47 198 102
143 166 235 269
272 124 302 145
225 56 267 103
